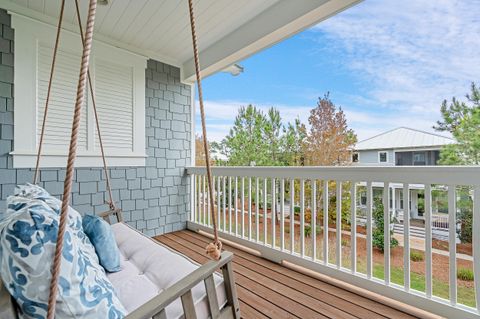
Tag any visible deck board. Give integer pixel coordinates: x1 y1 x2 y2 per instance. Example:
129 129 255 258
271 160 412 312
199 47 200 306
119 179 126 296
154 230 419 319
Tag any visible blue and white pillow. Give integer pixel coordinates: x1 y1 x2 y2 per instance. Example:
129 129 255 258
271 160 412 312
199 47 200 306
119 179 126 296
83 214 121 272
0 184 127 318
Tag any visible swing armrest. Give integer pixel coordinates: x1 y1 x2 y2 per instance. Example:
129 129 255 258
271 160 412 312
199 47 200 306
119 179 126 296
98 208 123 224
125 251 240 319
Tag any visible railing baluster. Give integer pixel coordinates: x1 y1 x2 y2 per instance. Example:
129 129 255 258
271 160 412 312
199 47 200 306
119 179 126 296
264 178 268 245
425 184 432 298
448 185 457 305
350 182 356 274
241 177 245 238
383 182 390 285
256 177 260 242
473 186 480 312
280 178 285 251
217 176 221 231
300 179 305 257
272 178 276 249
223 176 226 232
248 177 252 240
403 183 410 292
207 176 211 227
336 181 342 268
235 177 238 236
228 176 232 234
312 180 317 261
366 181 372 278
202 175 206 225
323 180 329 265
193 174 197 223
290 179 295 253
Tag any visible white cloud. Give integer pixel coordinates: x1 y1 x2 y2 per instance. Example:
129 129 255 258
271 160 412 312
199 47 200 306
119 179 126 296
312 0 480 114
196 94 458 142
195 100 311 123
195 100 313 141
195 99 451 142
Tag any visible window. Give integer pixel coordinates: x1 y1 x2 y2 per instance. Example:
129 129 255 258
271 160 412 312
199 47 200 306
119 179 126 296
12 15 147 168
352 152 359 163
413 152 426 165
378 151 388 163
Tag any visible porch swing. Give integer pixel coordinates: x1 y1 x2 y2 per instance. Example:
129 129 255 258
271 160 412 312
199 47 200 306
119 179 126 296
0 0 239 318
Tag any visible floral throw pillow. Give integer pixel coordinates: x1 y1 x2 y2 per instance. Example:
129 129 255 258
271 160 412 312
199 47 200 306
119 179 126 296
0 184 127 318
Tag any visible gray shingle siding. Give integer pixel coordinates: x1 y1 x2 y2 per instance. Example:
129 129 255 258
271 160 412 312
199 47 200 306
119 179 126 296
0 10 191 236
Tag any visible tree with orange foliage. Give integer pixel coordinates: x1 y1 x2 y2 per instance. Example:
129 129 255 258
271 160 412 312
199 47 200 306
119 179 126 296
195 134 216 166
304 93 357 166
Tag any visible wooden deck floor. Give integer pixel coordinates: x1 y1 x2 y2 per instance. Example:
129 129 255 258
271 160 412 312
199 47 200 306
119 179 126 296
154 230 420 319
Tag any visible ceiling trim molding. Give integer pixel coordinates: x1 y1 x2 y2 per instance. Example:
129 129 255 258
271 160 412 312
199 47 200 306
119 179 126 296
181 0 361 82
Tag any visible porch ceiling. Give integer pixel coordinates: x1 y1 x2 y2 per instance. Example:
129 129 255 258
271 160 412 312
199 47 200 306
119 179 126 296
4 0 360 82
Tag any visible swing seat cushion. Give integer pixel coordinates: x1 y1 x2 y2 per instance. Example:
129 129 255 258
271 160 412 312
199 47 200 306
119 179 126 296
108 223 228 318
0 184 127 319
83 214 121 272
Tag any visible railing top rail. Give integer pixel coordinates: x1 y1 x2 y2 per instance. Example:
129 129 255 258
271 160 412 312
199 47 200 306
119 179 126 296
186 166 480 186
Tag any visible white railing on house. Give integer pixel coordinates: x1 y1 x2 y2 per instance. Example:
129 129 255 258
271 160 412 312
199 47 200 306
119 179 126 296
186 166 480 319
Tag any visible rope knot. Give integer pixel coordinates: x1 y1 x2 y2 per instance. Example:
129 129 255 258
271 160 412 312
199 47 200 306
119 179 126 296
206 240 222 260
106 200 116 211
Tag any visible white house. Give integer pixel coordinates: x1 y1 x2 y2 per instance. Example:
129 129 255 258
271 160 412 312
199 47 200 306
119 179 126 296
353 127 454 226
353 127 454 166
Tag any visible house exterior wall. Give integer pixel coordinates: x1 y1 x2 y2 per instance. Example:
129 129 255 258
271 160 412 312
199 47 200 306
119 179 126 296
0 9 192 236
357 149 394 165
357 149 441 166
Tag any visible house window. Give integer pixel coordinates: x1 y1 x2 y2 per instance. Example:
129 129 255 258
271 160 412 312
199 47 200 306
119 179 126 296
378 151 388 163
352 153 359 163
11 15 147 168
413 152 426 165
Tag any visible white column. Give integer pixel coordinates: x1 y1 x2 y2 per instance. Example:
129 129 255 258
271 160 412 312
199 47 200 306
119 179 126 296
391 186 396 219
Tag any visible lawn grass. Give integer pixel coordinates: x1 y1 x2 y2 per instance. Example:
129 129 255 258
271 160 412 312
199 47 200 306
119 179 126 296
356 261 476 308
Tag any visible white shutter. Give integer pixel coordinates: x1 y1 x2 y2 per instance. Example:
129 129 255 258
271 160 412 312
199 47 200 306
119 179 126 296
12 14 146 168
37 43 88 152
94 60 134 151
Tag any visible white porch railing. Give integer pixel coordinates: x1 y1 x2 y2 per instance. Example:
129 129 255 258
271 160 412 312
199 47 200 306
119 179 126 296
186 166 480 319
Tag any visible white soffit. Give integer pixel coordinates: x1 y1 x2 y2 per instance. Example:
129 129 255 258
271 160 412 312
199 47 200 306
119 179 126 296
3 0 360 82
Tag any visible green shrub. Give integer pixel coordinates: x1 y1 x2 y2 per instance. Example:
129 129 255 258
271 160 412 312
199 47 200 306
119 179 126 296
302 224 324 237
304 225 312 237
341 239 349 247
372 198 398 252
457 268 474 281
294 206 301 214
410 250 424 262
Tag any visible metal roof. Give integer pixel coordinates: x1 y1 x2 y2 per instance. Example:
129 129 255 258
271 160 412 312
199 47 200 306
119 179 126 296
355 127 454 151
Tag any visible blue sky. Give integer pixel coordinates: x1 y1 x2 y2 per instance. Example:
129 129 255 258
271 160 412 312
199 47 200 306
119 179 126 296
196 0 480 142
